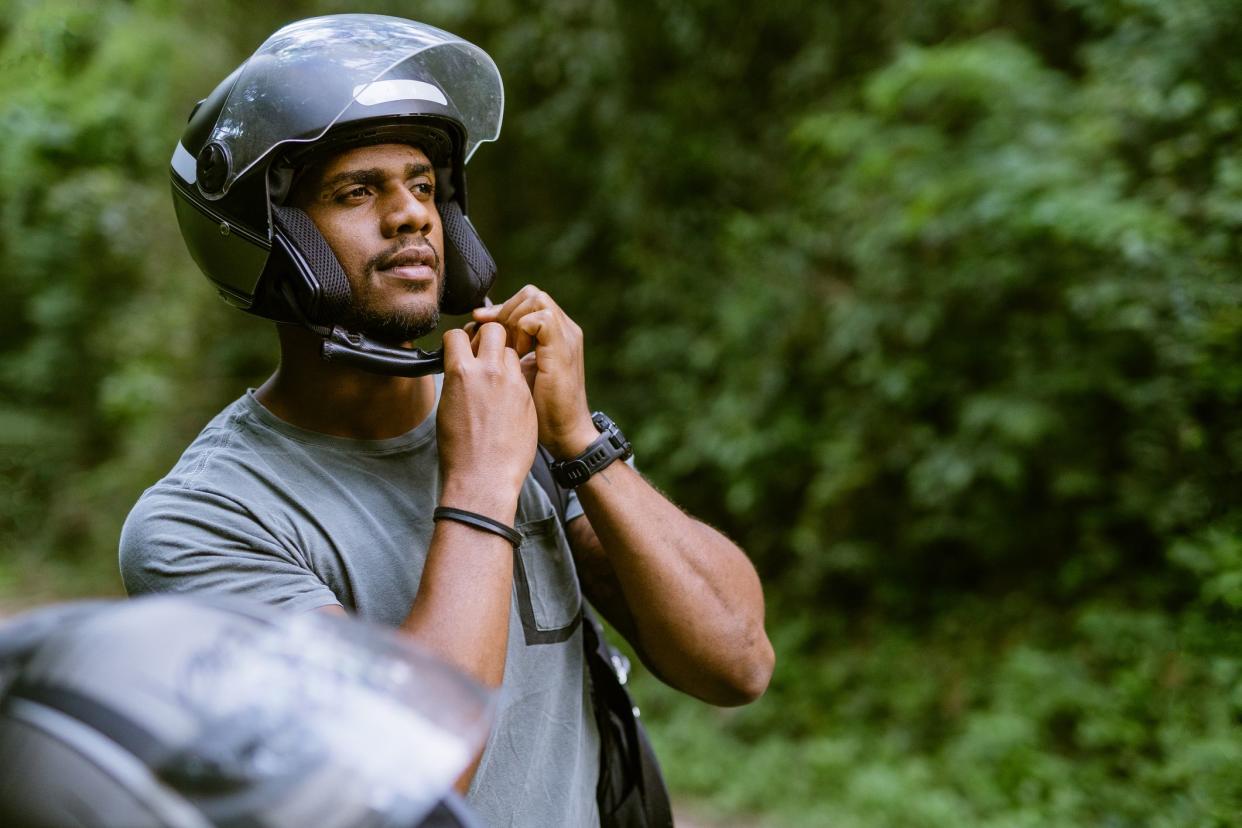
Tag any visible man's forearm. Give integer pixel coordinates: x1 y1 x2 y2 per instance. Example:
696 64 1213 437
399 482 520 689
397 474 523 797
402 519 516 795
574 460 774 706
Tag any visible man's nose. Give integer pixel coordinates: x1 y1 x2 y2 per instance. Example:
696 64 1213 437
380 187 435 238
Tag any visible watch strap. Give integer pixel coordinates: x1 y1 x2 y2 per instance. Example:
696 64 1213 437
550 412 633 488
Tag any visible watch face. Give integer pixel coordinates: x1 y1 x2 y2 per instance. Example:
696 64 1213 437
565 461 590 483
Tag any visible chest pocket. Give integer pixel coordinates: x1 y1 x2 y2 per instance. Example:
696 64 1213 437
513 514 582 644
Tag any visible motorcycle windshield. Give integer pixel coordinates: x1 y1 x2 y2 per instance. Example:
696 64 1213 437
208 14 503 194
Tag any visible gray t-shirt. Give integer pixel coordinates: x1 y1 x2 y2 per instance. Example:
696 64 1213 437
119 383 600 827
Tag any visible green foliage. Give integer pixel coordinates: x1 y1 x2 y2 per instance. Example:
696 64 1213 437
600 19 1242 612
2 0 1241 823
634 597 1242 826
0 0 274 592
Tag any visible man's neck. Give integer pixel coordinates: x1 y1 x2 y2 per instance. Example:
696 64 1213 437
254 325 438 439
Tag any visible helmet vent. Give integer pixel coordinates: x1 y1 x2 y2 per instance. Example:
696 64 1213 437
196 142 231 195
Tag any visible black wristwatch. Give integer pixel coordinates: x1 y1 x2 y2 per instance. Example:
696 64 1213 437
550 412 633 488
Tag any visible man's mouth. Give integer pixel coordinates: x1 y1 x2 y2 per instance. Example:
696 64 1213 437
377 246 439 281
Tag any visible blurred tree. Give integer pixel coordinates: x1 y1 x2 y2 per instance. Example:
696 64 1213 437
0 0 284 588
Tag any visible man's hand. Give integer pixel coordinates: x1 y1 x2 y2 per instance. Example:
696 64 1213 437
472 285 597 460
437 322 537 522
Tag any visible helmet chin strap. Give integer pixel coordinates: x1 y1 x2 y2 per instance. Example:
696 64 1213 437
277 281 447 377
321 326 445 376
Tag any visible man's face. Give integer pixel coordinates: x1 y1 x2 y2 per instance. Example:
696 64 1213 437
293 143 446 344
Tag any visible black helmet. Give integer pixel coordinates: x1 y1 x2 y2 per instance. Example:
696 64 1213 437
0 596 492 827
170 15 504 376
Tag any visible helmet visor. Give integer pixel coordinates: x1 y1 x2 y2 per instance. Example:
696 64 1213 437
0 597 496 828
167 605 495 824
208 14 503 195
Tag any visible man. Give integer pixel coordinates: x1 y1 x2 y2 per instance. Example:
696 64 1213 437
121 14 773 827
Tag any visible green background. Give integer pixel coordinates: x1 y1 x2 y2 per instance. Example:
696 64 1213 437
2 0 1241 824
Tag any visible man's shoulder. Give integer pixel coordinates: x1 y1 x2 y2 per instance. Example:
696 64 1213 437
143 393 292 493
118 394 310 596
121 396 274 546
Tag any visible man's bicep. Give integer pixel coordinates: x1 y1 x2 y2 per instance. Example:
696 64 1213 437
119 487 342 614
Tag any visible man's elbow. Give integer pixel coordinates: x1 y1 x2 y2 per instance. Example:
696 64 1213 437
737 637 777 704
703 637 775 707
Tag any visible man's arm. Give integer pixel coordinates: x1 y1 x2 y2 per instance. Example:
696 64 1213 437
396 323 537 688
324 322 537 793
570 467 773 706
473 286 775 706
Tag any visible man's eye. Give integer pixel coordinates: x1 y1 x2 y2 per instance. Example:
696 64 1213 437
412 181 435 197
337 186 370 201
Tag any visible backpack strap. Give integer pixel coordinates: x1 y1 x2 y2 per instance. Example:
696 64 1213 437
529 449 673 828
531 446 571 525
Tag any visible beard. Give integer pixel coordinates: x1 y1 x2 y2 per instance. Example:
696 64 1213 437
342 243 445 345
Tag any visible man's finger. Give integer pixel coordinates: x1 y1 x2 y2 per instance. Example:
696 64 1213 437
475 321 508 362
474 284 546 327
497 294 555 353
443 328 473 370
503 346 522 372
500 297 542 355
504 286 559 324
519 351 538 390
516 309 556 344
501 295 545 325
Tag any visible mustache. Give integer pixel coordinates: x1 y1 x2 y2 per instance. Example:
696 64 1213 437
365 240 441 275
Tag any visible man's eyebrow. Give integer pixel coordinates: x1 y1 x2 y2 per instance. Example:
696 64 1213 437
318 162 434 192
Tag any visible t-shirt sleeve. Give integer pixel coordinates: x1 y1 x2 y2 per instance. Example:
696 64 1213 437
119 485 341 613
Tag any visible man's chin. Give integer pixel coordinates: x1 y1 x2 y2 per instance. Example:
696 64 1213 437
345 274 445 345
363 320 439 346
345 306 440 346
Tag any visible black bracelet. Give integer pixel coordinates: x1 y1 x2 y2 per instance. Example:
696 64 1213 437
433 507 523 548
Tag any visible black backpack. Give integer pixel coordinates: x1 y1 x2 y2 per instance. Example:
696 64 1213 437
530 447 675 828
